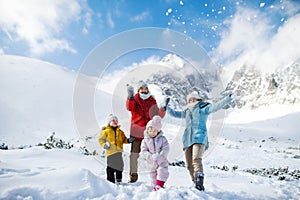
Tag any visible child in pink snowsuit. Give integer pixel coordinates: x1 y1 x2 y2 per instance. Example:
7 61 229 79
141 115 169 191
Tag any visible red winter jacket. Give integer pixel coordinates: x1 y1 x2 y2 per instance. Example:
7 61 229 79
126 93 166 140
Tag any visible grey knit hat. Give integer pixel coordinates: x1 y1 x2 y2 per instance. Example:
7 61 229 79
137 80 148 91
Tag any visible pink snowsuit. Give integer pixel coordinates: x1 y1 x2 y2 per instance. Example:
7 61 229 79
141 130 169 184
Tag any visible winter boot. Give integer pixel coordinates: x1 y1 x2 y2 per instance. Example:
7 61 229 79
153 180 165 191
116 179 122 185
129 172 138 183
195 172 205 191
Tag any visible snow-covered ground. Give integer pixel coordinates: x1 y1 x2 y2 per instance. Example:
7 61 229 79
0 55 299 199
1 111 299 200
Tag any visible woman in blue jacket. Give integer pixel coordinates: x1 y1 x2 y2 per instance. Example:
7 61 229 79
166 91 232 191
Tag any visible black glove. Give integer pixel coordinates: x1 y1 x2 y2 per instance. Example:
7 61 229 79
127 85 134 99
162 97 170 110
128 137 135 143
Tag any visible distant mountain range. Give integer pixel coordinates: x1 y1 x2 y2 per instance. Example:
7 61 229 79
146 54 300 109
224 59 300 109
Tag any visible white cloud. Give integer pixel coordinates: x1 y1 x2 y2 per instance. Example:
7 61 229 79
212 6 300 82
0 0 84 56
107 12 115 29
214 8 271 62
257 14 300 70
95 12 104 29
82 8 93 35
82 27 88 35
130 11 151 22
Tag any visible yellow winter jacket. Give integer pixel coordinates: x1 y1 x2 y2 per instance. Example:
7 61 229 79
98 125 129 157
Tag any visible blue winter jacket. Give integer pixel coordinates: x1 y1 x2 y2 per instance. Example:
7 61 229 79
167 95 231 150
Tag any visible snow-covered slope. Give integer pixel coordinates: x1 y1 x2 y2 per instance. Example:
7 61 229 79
0 55 80 146
0 55 114 148
0 111 299 199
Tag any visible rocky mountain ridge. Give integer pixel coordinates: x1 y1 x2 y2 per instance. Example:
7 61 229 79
146 54 300 109
224 60 300 109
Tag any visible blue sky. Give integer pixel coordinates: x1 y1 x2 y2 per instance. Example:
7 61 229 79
0 0 300 72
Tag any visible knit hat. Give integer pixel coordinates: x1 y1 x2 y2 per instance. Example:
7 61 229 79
137 80 148 91
187 91 202 103
146 115 162 132
107 114 118 124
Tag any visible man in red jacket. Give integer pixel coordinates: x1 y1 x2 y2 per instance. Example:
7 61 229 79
126 80 167 183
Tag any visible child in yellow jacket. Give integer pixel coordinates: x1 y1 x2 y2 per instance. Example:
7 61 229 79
98 114 134 184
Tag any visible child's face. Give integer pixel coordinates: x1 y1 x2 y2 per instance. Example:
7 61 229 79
147 126 158 138
110 119 118 127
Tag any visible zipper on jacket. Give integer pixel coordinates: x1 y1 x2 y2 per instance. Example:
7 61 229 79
111 127 117 147
153 137 156 154
189 111 193 134
114 130 117 146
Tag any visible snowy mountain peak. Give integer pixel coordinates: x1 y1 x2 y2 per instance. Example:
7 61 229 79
160 53 186 70
225 59 300 109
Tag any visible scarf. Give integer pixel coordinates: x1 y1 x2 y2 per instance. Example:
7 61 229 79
184 101 200 112
139 92 151 100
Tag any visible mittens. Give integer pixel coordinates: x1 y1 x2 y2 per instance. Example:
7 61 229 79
127 84 134 99
128 137 135 143
152 153 159 161
103 142 110 150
